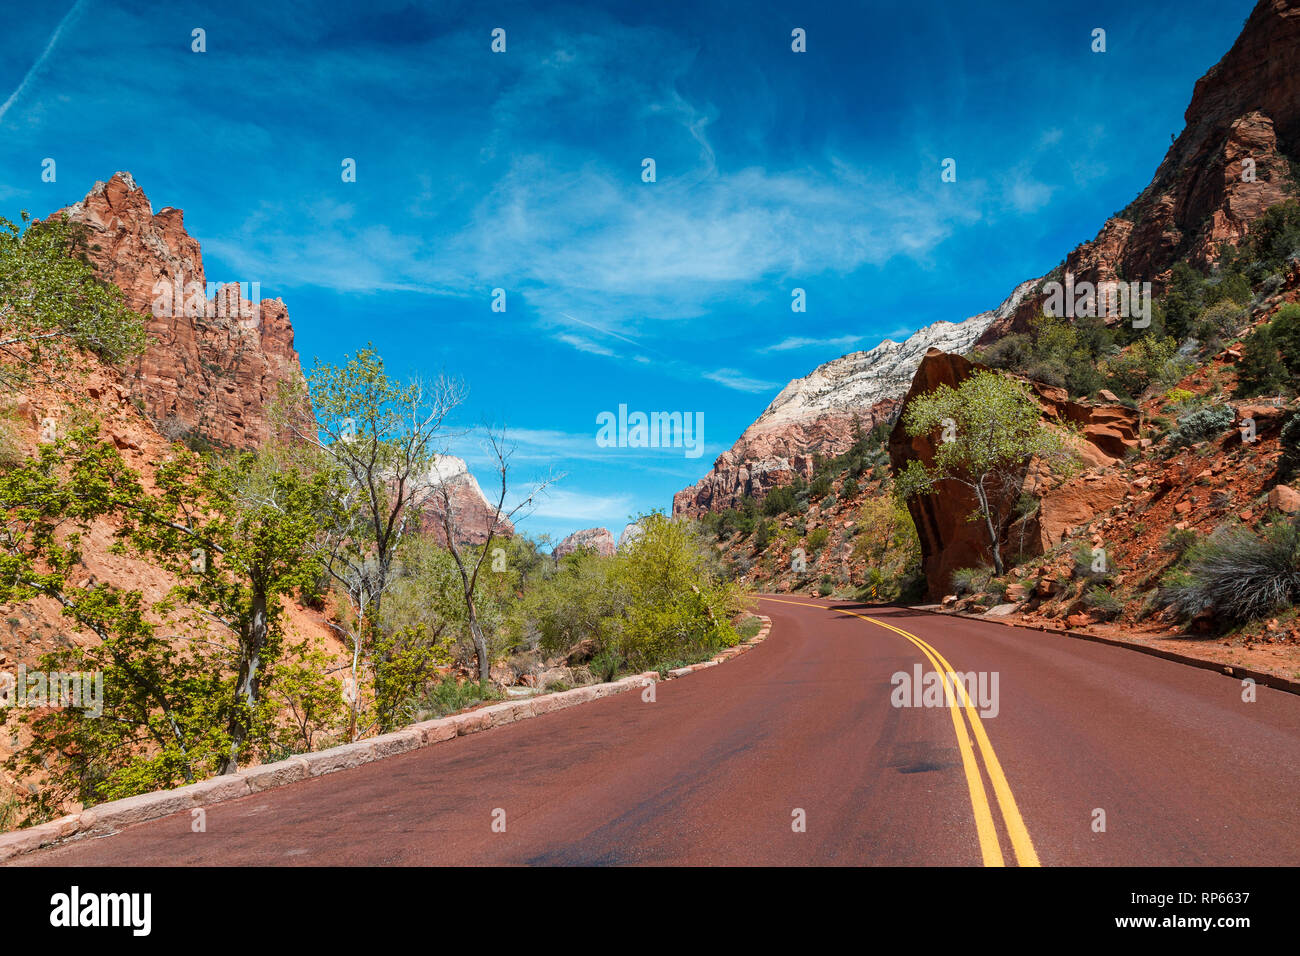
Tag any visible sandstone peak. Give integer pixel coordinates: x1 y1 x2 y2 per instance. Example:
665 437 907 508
49 172 311 450
553 527 617 558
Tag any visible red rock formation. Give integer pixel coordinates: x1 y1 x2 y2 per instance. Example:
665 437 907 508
553 527 616 557
49 172 312 449
981 0 1300 343
673 403 894 518
414 455 515 547
888 350 1142 597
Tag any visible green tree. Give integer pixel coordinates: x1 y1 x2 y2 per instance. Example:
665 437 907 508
610 512 744 667
297 346 465 738
896 372 1079 575
1234 324 1289 398
0 213 146 389
125 445 334 771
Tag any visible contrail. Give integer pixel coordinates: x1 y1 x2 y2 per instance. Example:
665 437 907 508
0 0 86 128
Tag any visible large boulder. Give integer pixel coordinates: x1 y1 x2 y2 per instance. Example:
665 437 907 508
888 350 1141 597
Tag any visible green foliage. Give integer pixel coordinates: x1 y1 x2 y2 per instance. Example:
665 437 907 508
1102 334 1184 399
1083 585 1124 620
1162 526 1202 563
1162 517 1300 625
418 678 499 719
950 567 991 596
1234 324 1290 398
1161 262 1207 341
0 426 347 823
897 371 1079 573
1168 405 1235 447
806 527 830 552
520 513 742 670
610 513 744 667
0 213 147 389
1279 413 1300 480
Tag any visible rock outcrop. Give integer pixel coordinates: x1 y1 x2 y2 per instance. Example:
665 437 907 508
553 527 616 557
980 0 1300 344
416 455 514 546
888 350 1142 597
673 280 1038 517
49 172 312 449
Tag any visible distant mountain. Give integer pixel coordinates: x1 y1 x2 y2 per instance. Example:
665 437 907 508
672 279 1037 517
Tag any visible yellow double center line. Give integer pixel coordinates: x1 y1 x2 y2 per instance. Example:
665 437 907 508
762 597 1040 867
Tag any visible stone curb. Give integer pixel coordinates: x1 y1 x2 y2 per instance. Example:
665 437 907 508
914 605 1300 697
0 614 773 863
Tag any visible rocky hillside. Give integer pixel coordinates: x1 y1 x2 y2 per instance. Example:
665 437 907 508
678 0 1299 521
673 279 1038 517
980 0 1300 343
49 172 311 450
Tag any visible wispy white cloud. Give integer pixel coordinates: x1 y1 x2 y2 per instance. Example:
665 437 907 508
0 0 85 129
760 334 865 353
554 333 616 357
703 367 780 394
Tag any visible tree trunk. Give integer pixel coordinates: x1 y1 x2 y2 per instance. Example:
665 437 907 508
467 595 490 683
221 583 268 775
974 482 1005 575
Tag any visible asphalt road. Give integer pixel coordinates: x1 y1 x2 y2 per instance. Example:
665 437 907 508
20 597 1300 866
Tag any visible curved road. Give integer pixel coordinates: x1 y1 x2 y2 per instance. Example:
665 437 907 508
19 597 1300 866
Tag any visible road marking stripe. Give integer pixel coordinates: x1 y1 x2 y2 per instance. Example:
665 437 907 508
761 596 1005 866
854 611 1041 868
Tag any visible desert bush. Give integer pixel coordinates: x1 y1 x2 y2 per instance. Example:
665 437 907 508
1162 517 1300 624
1072 541 1113 581
1279 414 1300 480
806 527 830 552
950 566 991 596
1162 526 1201 562
1083 585 1124 620
1194 301 1245 341
1168 404 1234 447
851 497 923 600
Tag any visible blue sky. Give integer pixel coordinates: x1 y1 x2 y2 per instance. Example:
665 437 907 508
0 0 1255 544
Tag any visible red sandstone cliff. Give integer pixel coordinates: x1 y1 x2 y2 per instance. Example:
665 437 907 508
980 0 1300 343
887 350 1142 597
49 172 311 449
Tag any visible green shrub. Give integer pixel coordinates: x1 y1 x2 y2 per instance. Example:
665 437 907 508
1234 324 1290 398
1279 414 1300 480
1168 405 1234 447
1194 301 1246 341
1162 517 1300 624
806 527 830 552
1083 585 1124 620
950 566 991 596
1072 541 1113 581
1162 526 1201 562
420 678 498 718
